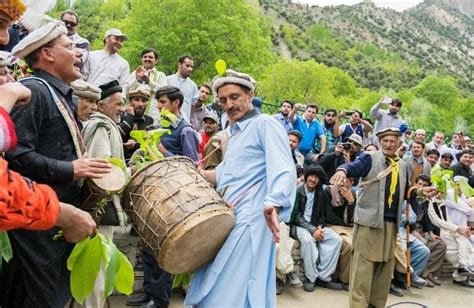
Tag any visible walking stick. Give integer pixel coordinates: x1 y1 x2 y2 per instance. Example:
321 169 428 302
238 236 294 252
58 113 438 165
405 202 411 288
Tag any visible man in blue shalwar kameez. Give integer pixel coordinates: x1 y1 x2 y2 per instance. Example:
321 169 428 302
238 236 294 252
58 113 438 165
184 69 296 307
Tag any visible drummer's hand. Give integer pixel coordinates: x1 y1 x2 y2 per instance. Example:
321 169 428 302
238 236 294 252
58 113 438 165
263 206 280 243
123 139 137 150
330 170 346 186
56 202 97 243
72 153 112 180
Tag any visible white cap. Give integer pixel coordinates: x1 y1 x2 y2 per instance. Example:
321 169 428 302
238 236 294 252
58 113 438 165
104 28 128 41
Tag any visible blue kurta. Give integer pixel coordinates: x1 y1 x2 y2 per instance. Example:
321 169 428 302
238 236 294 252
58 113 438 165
184 112 296 307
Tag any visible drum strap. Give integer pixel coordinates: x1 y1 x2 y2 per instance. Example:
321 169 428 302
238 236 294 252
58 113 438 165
227 177 265 209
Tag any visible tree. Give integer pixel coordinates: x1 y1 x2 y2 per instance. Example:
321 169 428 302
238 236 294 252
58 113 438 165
104 0 275 83
412 76 460 108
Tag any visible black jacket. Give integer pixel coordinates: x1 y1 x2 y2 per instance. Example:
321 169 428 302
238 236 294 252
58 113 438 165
289 183 328 239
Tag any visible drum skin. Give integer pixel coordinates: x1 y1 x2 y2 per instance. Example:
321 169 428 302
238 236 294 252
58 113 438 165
81 163 126 210
121 156 235 274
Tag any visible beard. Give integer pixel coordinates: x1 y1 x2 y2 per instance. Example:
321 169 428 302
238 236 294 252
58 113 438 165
134 108 145 118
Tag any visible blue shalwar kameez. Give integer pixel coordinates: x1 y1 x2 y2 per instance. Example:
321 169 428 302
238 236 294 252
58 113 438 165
184 112 296 308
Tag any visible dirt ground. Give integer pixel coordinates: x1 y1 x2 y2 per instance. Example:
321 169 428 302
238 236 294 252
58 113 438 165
110 276 473 308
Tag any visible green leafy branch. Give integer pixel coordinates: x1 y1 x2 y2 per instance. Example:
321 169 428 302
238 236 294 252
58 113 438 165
430 166 474 202
67 233 134 304
0 232 12 272
172 272 192 289
130 109 178 169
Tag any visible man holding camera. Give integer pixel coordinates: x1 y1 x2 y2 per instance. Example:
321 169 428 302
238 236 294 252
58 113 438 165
318 134 363 179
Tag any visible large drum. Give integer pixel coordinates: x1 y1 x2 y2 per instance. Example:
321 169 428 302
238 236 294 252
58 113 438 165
121 156 235 274
81 164 126 210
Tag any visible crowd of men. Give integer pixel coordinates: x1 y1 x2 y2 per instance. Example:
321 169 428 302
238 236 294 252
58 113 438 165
0 2 473 308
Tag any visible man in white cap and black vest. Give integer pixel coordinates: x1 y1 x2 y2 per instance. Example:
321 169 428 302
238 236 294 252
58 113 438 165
330 127 436 308
1 14 111 307
184 70 296 307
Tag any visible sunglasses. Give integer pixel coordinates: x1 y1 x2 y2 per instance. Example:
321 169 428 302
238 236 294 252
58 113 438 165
62 20 77 27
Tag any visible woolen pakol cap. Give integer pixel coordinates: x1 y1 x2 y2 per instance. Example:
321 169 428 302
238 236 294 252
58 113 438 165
70 79 101 101
12 16 67 59
376 127 402 139
212 69 256 94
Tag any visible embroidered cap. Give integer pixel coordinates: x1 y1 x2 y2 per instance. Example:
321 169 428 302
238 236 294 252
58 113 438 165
0 0 27 21
128 84 151 100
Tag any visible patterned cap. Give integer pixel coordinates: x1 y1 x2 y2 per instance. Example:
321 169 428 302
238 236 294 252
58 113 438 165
0 0 27 21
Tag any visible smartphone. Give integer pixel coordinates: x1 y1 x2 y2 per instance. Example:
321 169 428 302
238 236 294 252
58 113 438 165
382 96 392 104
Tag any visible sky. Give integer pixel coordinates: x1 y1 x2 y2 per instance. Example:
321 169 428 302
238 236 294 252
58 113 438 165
295 0 424 12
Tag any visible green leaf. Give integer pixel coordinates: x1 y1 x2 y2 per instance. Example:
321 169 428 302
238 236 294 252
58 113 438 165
130 130 147 144
114 248 134 295
99 233 112 269
106 157 126 174
70 235 103 304
67 237 91 271
0 232 12 263
459 179 474 198
160 119 171 128
103 244 120 297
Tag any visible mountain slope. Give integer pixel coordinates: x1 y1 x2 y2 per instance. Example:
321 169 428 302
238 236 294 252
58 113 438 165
260 0 473 92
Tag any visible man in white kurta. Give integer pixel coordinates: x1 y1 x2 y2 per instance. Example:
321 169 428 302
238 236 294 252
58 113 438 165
184 70 296 307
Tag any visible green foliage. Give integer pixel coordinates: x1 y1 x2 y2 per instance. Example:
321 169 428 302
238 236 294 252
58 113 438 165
430 166 455 196
101 0 275 83
412 76 460 108
106 157 126 174
130 109 177 168
68 233 134 304
172 273 192 289
0 232 12 272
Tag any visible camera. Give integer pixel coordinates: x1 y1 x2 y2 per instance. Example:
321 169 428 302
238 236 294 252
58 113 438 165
344 110 353 117
298 105 306 111
342 142 352 150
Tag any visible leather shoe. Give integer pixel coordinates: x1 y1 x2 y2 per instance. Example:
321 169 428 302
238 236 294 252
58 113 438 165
276 278 284 295
425 279 434 288
389 281 404 297
127 293 150 306
425 273 442 286
303 280 315 292
411 272 427 288
341 283 349 291
458 267 474 278
453 279 474 288
140 299 158 308
287 271 303 287
317 279 342 291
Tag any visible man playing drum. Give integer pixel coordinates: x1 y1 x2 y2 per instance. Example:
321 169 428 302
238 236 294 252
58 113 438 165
79 80 128 306
184 70 296 307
